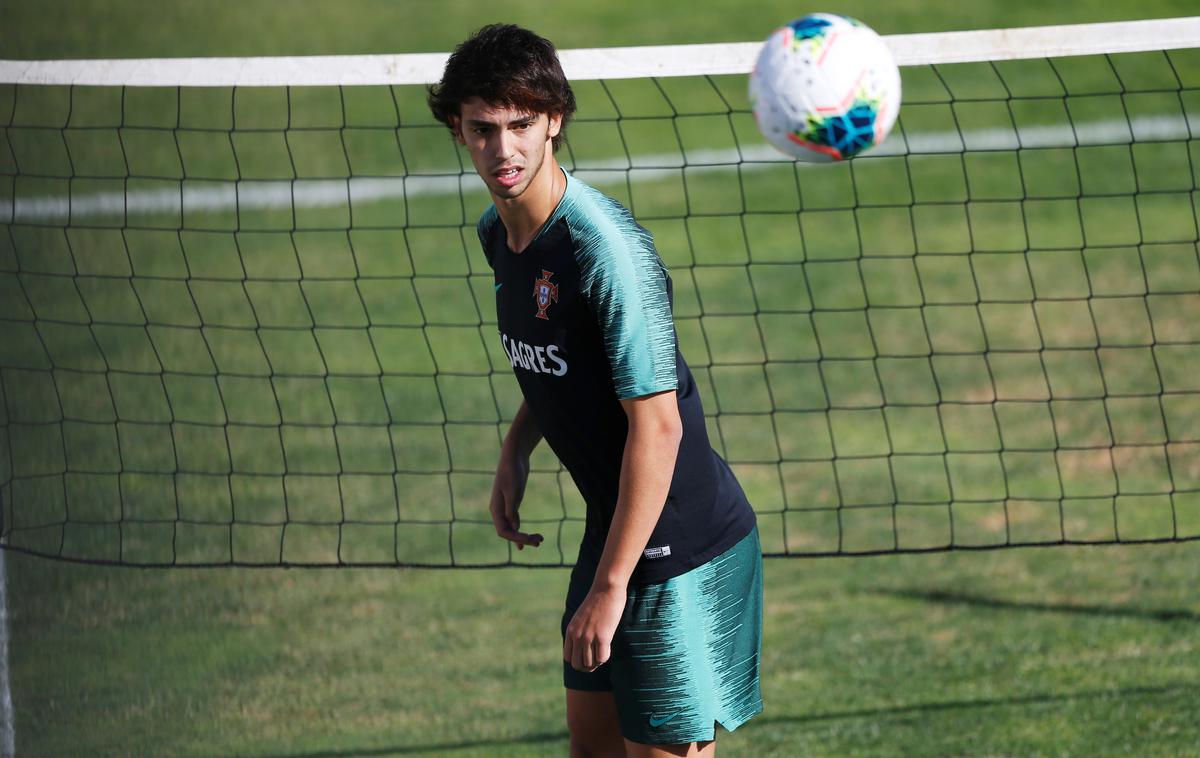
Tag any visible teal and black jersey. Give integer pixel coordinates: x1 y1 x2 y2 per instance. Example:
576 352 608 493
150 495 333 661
479 170 756 584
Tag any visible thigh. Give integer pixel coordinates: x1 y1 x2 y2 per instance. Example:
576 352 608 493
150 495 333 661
566 689 625 758
624 737 715 757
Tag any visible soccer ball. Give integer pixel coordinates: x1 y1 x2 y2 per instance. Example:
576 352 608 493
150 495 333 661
749 13 901 162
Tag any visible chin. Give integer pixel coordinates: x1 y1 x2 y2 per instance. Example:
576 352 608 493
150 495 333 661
490 179 530 199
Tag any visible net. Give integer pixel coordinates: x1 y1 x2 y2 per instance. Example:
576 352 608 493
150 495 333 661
3 18 1200 567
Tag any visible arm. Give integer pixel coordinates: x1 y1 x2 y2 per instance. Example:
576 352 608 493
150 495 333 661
563 389 683 672
490 400 545 550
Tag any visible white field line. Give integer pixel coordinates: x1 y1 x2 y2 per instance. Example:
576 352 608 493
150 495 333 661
2 114 1191 223
1 17 1198 85
0 552 13 758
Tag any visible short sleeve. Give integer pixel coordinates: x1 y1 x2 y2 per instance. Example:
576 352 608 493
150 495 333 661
571 200 678 400
476 205 499 270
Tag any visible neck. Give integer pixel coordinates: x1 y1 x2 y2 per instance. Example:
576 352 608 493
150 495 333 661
494 153 565 253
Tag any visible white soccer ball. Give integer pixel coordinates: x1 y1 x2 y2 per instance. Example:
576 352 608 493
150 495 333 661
749 13 902 162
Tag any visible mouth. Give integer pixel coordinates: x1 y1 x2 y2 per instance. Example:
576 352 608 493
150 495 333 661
494 166 523 189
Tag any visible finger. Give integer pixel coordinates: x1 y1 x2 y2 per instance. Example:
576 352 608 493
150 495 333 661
566 623 586 672
501 475 522 518
495 531 543 552
510 531 544 548
505 500 524 537
595 636 610 669
491 489 533 546
576 635 592 672
489 487 513 537
508 506 520 540
494 522 523 544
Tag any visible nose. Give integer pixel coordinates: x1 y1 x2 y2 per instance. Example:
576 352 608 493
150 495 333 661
494 128 516 160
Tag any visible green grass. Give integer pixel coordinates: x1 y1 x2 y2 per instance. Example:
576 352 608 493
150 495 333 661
4 0 1200 755
12 542 1200 756
2 0 1198 58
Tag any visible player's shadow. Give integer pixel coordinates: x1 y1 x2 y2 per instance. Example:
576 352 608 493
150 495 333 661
873 587 1200 622
251 589 1196 758
251 730 568 757
250 682 1200 757
746 681 1198 731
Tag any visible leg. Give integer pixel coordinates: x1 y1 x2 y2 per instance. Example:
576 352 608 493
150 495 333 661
624 738 715 757
567 688 626 758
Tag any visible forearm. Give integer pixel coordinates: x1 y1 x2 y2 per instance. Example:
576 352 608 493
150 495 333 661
490 400 545 550
502 400 543 460
592 398 682 591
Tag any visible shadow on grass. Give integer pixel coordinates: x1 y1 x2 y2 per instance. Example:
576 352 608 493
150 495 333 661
249 684 1198 757
246 729 568 757
874 588 1200 622
746 682 1199 729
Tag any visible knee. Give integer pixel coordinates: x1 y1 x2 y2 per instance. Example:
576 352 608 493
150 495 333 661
566 688 625 757
567 712 625 758
569 735 626 758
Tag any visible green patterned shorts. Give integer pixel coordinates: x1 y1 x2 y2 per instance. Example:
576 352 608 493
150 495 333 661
562 526 764 745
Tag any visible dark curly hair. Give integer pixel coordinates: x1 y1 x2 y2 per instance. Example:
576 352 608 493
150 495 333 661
428 24 576 151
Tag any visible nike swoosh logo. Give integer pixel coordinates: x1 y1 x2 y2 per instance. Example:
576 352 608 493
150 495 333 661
649 712 679 728
494 283 503 292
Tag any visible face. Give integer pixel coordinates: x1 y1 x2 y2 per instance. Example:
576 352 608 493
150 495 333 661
453 97 562 201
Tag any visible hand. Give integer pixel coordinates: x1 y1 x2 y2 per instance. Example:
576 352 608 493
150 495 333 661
489 447 543 550
563 584 627 672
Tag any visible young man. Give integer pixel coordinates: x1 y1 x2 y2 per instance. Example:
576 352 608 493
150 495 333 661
428 24 763 757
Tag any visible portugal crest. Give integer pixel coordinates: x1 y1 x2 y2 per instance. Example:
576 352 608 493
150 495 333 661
533 269 558 320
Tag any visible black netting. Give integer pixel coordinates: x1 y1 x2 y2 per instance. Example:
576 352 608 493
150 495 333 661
2 50 1200 566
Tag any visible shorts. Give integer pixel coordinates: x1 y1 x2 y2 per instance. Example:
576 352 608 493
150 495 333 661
561 526 764 745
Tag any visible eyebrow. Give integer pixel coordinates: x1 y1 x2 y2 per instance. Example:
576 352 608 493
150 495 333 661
464 114 537 127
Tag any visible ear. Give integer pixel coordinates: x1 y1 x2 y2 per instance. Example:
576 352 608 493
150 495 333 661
450 115 466 145
547 112 563 140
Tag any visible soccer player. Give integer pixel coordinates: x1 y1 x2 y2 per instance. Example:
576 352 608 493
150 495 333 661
428 24 763 758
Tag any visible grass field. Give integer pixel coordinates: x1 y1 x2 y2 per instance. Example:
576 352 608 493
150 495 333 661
14 545 1200 756
4 1 1200 755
